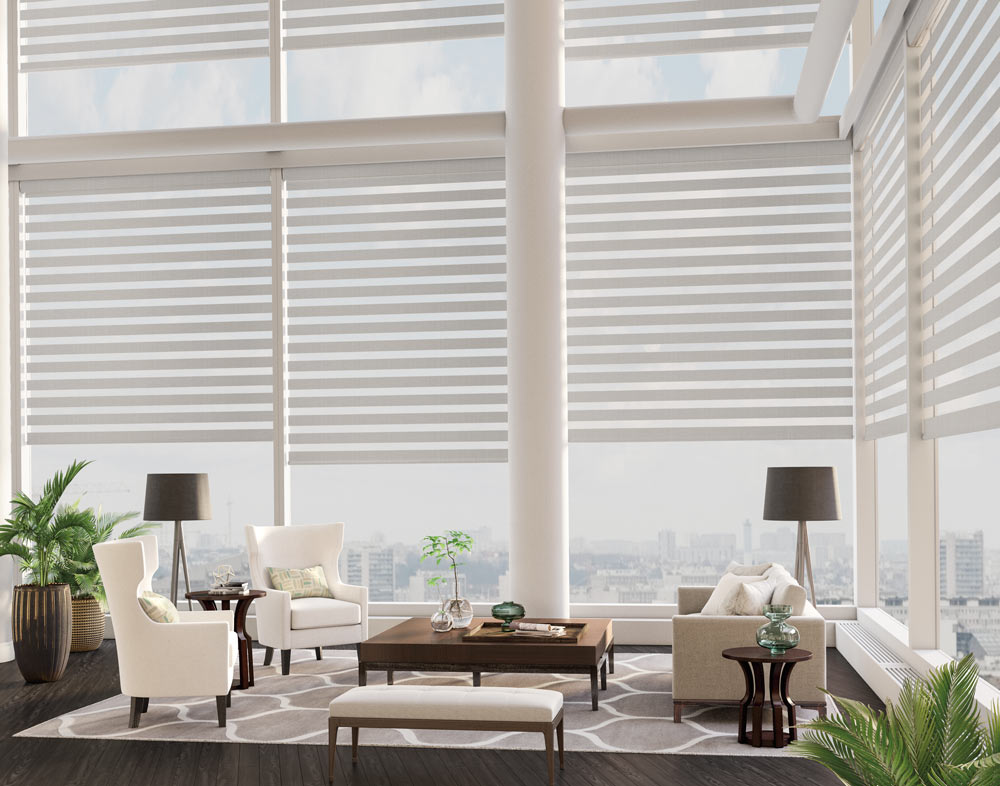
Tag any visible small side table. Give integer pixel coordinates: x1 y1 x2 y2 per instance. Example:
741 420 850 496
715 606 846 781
721 647 813 748
186 589 266 690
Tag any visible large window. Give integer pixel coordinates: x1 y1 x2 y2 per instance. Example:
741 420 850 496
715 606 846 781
939 431 1000 686
876 433 907 619
569 441 854 604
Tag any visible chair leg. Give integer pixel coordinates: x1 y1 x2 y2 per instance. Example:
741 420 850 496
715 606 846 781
140 697 150 714
673 702 683 723
263 646 274 667
226 690 232 708
556 719 564 770
329 723 338 784
543 728 555 786
281 649 291 676
128 697 144 729
216 695 227 727
316 647 323 661
352 727 359 763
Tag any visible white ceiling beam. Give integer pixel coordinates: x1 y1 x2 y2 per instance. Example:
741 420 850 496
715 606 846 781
8 111 506 167
839 0 917 139
795 0 860 122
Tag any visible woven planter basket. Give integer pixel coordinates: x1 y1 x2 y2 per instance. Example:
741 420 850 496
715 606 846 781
70 596 105 653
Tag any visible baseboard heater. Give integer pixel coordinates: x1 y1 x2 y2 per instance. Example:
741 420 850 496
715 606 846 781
835 621 921 705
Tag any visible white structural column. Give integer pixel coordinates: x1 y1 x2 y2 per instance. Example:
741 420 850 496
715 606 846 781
0 0 13 663
903 42 938 650
505 0 569 617
852 0 878 609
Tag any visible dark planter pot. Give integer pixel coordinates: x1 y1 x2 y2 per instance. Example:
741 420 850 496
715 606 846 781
12 583 72 683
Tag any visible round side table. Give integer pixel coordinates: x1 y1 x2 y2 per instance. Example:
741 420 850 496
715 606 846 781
721 647 813 748
186 589 265 690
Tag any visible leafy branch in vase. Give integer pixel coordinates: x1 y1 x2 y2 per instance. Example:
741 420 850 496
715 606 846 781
420 530 474 602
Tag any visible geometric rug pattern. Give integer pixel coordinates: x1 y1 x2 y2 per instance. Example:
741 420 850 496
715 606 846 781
18 648 824 757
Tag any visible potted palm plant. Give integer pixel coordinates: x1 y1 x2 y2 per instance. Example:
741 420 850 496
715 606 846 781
52 506 151 652
794 654 1000 784
0 460 91 682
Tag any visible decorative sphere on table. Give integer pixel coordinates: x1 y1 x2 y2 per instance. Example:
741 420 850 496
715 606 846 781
212 564 235 587
491 600 526 632
756 604 800 655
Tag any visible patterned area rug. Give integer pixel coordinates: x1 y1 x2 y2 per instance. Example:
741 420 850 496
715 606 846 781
18 648 825 756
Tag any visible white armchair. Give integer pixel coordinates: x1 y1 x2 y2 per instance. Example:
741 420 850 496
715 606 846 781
246 523 368 675
93 535 238 728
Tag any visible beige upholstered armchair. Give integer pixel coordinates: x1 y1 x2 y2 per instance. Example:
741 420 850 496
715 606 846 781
671 584 827 722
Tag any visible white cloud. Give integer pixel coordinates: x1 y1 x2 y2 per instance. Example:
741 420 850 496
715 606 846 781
566 57 668 106
700 49 782 99
287 41 502 121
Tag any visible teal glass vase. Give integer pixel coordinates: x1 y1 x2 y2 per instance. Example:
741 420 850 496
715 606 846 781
491 600 526 632
756 604 800 655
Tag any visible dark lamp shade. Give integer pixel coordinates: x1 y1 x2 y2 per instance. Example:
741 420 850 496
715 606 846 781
763 466 841 522
143 473 212 521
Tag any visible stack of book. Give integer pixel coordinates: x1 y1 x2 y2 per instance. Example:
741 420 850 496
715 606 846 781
511 622 567 639
209 581 249 595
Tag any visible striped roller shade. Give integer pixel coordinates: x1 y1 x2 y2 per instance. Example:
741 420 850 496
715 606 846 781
565 139 855 443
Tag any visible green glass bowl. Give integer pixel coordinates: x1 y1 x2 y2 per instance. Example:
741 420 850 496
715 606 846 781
491 600 526 632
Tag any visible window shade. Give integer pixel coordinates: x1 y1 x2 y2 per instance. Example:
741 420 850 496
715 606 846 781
565 140 854 443
282 1 503 52
17 0 269 72
565 0 816 61
857 49 907 441
18 170 274 444
283 157 506 464
919 0 1000 439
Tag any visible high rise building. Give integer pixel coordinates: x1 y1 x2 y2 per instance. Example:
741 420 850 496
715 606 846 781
658 529 676 563
343 546 396 602
743 519 753 564
940 531 985 599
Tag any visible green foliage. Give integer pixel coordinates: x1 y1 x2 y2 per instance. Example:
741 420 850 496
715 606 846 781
50 507 154 601
793 654 1000 786
420 530 474 599
0 460 92 586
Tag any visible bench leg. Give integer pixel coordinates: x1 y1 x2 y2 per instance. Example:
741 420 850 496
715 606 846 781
316 647 323 661
387 670 394 686
557 719 564 770
329 723 338 784
543 728 555 786
281 649 291 676
352 727 359 763
473 671 481 687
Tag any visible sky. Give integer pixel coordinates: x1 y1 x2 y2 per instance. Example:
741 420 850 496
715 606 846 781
20 29 873 563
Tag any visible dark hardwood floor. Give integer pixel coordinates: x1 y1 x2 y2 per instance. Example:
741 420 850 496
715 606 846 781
0 643 881 785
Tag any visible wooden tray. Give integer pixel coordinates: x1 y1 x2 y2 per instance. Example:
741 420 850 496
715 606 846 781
461 621 587 643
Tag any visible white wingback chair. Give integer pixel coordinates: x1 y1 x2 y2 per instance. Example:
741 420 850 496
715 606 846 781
94 535 238 728
246 523 368 675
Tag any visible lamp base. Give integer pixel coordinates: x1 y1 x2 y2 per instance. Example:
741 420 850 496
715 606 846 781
793 520 817 608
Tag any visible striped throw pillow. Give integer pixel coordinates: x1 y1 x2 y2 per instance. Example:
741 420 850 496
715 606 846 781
267 565 335 599
138 591 179 623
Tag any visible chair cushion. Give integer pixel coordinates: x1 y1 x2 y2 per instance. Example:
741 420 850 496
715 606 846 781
701 573 773 615
724 561 774 576
138 591 179 623
764 565 807 615
290 597 362 629
267 565 335 599
329 685 562 724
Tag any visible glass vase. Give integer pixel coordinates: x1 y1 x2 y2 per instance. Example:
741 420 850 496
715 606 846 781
429 597 454 633
441 578 474 629
756 604 800 655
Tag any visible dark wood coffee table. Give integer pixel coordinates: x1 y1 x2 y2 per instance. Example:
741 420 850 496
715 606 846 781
721 647 813 748
186 589 265 691
358 617 614 710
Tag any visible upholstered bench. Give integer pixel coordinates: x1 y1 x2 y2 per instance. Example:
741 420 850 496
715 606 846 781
328 685 565 784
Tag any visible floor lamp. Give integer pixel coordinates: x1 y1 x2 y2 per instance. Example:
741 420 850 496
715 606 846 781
143 473 212 609
762 467 841 607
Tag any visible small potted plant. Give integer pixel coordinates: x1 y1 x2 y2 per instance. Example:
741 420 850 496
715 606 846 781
52 506 152 652
0 460 90 682
421 530 474 629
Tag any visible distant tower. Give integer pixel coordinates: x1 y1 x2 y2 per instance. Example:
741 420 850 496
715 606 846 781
743 519 753 564
226 495 233 546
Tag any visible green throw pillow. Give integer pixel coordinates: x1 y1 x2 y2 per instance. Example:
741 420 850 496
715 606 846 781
267 565 335 599
138 591 179 623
